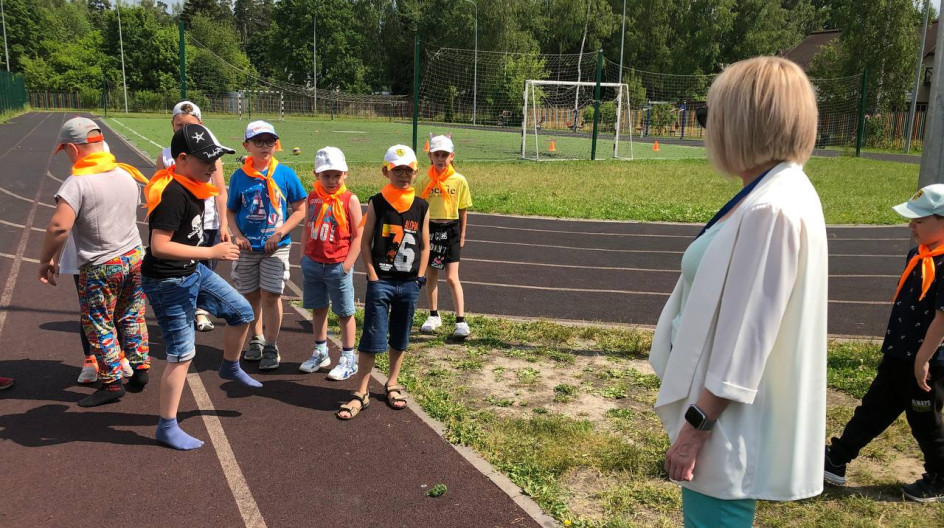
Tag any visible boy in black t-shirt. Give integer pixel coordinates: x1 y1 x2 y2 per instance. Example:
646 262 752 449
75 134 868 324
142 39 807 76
336 145 430 420
825 184 944 501
141 124 260 450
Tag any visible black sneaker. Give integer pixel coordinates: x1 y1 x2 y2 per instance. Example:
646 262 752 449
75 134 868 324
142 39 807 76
259 343 281 370
902 473 944 502
824 447 847 486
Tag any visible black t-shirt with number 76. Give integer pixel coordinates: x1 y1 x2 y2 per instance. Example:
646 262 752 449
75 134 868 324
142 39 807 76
368 193 428 280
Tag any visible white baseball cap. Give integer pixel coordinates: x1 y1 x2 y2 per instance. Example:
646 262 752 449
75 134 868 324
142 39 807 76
893 184 944 218
315 146 348 173
429 135 454 153
383 144 417 169
245 120 279 140
172 100 202 120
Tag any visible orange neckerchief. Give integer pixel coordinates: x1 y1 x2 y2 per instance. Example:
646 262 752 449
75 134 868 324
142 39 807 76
894 244 944 301
420 164 455 208
312 181 349 236
71 152 149 185
242 156 285 217
143 165 219 217
381 184 415 214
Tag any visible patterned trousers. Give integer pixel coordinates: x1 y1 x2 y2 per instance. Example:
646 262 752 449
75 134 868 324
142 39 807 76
78 246 150 383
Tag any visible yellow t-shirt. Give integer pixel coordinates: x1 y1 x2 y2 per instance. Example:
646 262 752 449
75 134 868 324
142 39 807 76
415 171 472 220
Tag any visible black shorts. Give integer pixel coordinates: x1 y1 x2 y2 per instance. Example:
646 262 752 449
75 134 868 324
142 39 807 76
429 220 461 270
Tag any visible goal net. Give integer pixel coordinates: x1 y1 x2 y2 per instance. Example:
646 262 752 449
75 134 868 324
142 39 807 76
521 80 634 161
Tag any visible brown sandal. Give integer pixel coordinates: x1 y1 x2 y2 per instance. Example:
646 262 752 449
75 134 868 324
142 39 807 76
385 383 407 410
336 392 370 420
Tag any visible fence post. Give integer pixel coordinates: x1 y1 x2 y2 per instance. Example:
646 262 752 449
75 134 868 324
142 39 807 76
412 35 420 154
855 69 869 157
591 50 603 161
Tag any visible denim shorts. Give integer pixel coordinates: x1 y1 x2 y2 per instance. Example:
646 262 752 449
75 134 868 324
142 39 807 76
142 263 255 363
358 278 420 354
300 256 355 316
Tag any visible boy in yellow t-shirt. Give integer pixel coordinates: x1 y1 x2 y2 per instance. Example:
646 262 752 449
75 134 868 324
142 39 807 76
416 135 473 338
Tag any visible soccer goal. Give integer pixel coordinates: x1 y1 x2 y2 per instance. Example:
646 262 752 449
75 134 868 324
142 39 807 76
521 80 634 161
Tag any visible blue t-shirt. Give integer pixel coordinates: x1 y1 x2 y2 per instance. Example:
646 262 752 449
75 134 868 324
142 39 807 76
227 163 306 251
882 246 944 366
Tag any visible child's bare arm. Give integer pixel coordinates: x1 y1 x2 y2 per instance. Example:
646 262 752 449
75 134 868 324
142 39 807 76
458 208 467 248
212 160 230 241
266 199 306 253
228 208 250 250
417 210 431 278
38 200 77 286
343 195 364 273
151 229 239 262
915 310 944 392
361 202 379 281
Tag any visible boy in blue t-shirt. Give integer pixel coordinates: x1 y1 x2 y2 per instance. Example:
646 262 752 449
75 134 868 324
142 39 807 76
227 121 307 370
825 184 944 502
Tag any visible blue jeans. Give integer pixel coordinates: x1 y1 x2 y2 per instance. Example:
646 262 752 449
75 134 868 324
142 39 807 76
300 256 355 316
682 488 756 528
358 278 420 354
142 264 254 362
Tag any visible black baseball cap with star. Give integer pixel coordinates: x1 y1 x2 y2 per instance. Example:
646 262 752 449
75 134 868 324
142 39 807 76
171 123 236 162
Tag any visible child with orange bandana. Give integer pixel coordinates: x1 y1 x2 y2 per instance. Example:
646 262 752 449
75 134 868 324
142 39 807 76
299 147 363 380
416 135 472 339
336 145 429 420
226 121 307 371
140 123 259 450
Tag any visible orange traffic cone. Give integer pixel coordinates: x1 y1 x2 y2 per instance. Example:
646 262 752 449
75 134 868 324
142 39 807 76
653 140 660 152
549 140 556 152
424 139 430 152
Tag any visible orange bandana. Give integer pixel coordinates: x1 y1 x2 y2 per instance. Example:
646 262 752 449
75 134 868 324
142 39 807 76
313 181 349 236
381 184 415 214
421 164 455 208
143 165 219 217
242 156 285 218
71 152 149 185
894 244 944 301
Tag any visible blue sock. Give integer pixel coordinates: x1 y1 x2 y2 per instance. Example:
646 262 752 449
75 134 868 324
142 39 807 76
219 359 262 388
156 417 204 450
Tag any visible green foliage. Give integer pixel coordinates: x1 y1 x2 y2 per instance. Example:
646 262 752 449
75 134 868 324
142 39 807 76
426 483 448 497
582 101 618 132
647 103 677 135
187 14 251 93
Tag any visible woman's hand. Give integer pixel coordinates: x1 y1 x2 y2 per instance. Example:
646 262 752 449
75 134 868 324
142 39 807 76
665 424 711 482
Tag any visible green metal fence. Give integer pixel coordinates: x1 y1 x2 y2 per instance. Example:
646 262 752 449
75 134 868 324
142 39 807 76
0 70 27 114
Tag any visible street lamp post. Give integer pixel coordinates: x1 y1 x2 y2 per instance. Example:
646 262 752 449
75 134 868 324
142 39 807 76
618 0 626 85
116 1 129 113
1 0 9 72
463 0 477 125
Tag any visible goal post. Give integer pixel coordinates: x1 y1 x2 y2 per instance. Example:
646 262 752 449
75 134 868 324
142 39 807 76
521 80 634 161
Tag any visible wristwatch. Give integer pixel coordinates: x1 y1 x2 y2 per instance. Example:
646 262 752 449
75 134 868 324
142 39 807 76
684 404 715 431
415 276 427 288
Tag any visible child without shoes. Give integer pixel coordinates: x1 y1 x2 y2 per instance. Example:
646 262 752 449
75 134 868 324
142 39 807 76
417 135 472 339
156 101 230 333
141 123 261 450
38 117 150 408
227 121 307 370
337 145 430 420
825 184 944 502
299 147 363 380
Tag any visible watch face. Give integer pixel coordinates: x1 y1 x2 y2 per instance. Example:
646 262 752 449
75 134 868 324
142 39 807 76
685 405 704 428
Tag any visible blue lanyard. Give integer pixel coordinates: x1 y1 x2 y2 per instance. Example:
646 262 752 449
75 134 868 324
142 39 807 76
695 167 773 240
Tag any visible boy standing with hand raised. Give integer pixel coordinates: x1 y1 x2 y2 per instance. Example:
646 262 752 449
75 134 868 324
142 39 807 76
337 145 429 420
141 124 259 450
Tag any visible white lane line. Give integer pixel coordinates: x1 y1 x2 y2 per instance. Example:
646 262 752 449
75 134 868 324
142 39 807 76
468 238 684 254
0 112 52 161
0 252 38 263
47 172 63 183
0 219 44 232
186 373 268 528
109 117 164 149
0 186 55 208
0 113 62 342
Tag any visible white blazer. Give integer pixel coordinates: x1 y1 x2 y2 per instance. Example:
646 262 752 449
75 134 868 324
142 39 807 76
649 162 828 501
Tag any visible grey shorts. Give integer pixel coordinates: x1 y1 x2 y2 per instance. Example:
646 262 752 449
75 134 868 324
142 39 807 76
235 246 291 294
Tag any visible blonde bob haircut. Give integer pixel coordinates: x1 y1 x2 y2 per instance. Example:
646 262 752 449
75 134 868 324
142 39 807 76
705 56 818 176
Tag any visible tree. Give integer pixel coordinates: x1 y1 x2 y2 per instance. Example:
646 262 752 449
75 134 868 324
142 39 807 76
181 0 233 27
103 5 179 93
187 14 250 93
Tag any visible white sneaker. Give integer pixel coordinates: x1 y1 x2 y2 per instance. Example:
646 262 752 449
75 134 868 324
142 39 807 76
77 356 98 384
299 348 330 373
420 315 442 333
327 354 358 381
453 321 471 338
120 357 134 378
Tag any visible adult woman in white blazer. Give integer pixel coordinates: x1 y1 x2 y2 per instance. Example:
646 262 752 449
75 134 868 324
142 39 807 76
649 56 828 527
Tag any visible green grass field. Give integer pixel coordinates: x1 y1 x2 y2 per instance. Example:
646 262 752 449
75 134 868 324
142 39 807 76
104 114 919 225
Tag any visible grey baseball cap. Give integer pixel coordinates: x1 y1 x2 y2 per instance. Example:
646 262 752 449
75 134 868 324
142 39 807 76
893 184 944 218
55 117 103 153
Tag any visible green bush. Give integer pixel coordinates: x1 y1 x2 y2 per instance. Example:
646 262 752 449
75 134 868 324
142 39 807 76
581 101 619 131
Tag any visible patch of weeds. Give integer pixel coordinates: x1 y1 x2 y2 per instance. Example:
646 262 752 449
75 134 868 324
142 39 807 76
517 367 541 385
454 357 485 371
605 408 636 421
554 383 579 403
546 349 576 364
602 382 628 400
827 341 882 398
485 395 515 407
493 366 507 381
426 484 447 497
625 369 661 390
533 407 549 415
596 368 625 381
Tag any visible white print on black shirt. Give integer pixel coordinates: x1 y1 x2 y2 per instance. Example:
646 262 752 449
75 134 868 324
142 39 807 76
188 214 204 241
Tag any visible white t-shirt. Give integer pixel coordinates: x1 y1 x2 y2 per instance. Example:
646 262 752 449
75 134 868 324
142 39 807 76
161 146 219 230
